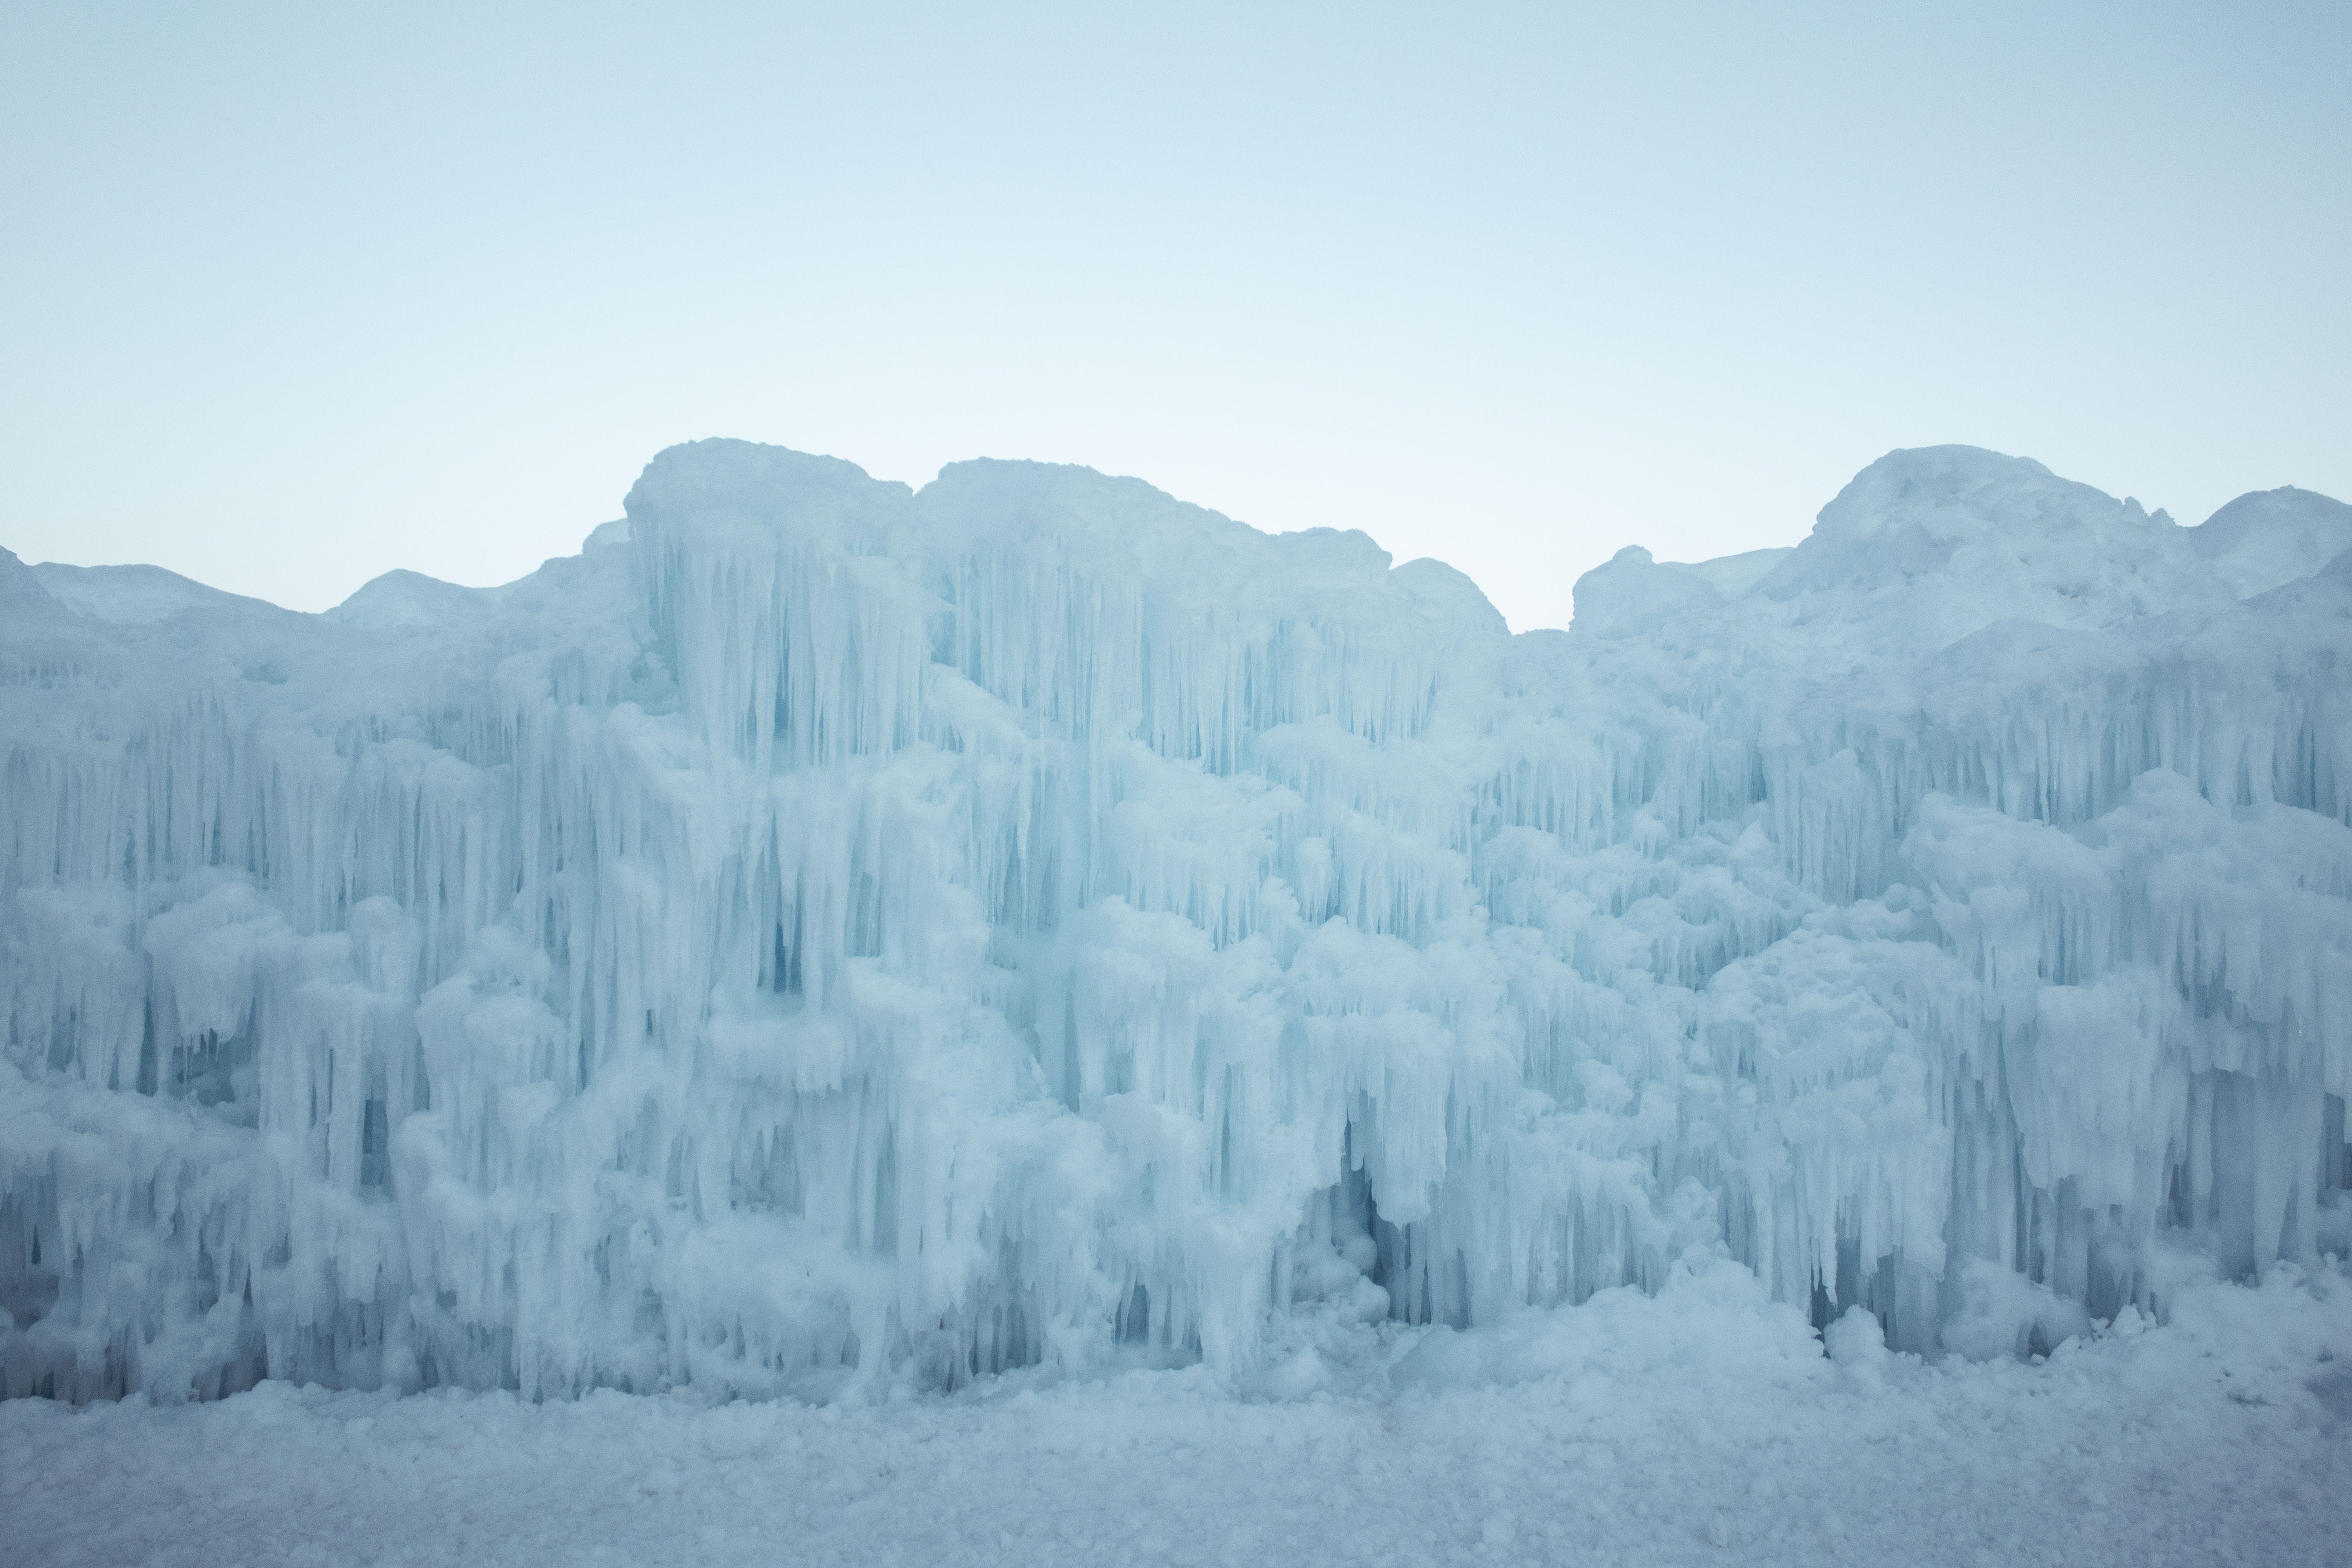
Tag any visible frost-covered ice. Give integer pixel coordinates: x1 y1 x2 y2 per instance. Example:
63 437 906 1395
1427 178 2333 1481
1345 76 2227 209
5 1261 2349 1567
4 441 2352 1413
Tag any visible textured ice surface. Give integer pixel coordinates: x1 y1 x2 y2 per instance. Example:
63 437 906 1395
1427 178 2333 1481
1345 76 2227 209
5 1262 2348 1567
3 441 2350 1403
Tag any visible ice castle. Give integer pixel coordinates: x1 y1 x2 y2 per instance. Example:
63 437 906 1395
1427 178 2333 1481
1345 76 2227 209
5 441 2348 1401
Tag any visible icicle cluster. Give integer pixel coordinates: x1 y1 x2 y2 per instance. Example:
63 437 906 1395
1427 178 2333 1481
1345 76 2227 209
5 442 2349 1401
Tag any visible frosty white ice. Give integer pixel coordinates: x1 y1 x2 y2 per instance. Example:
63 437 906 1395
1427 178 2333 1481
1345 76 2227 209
3 441 2348 1402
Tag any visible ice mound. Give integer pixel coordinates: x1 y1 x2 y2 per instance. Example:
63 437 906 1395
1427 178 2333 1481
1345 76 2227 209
1737 446 2228 652
2189 485 2352 599
29 562 280 627
4 439 2349 1403
327 569 510 629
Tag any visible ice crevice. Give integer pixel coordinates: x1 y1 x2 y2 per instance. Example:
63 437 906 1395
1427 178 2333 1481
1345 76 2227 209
4 441 2350 1401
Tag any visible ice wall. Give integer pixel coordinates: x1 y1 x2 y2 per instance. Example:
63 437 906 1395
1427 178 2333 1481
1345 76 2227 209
5 442 2350 1401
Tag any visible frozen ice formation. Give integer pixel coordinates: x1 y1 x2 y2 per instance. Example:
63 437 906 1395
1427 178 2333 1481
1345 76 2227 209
4 441 2349 1401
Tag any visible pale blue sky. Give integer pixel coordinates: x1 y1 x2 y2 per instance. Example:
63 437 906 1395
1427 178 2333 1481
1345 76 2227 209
4 2 2346 630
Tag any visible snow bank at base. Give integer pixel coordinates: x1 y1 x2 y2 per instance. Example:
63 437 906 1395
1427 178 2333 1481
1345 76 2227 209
4 1262 2347 1568
4 441 2352 1403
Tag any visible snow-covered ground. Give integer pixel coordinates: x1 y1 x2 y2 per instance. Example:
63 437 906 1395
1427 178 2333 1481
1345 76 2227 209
8 1259 2347 1568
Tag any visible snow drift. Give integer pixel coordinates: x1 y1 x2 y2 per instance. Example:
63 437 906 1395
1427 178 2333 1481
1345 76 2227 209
3 442 2349 1402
